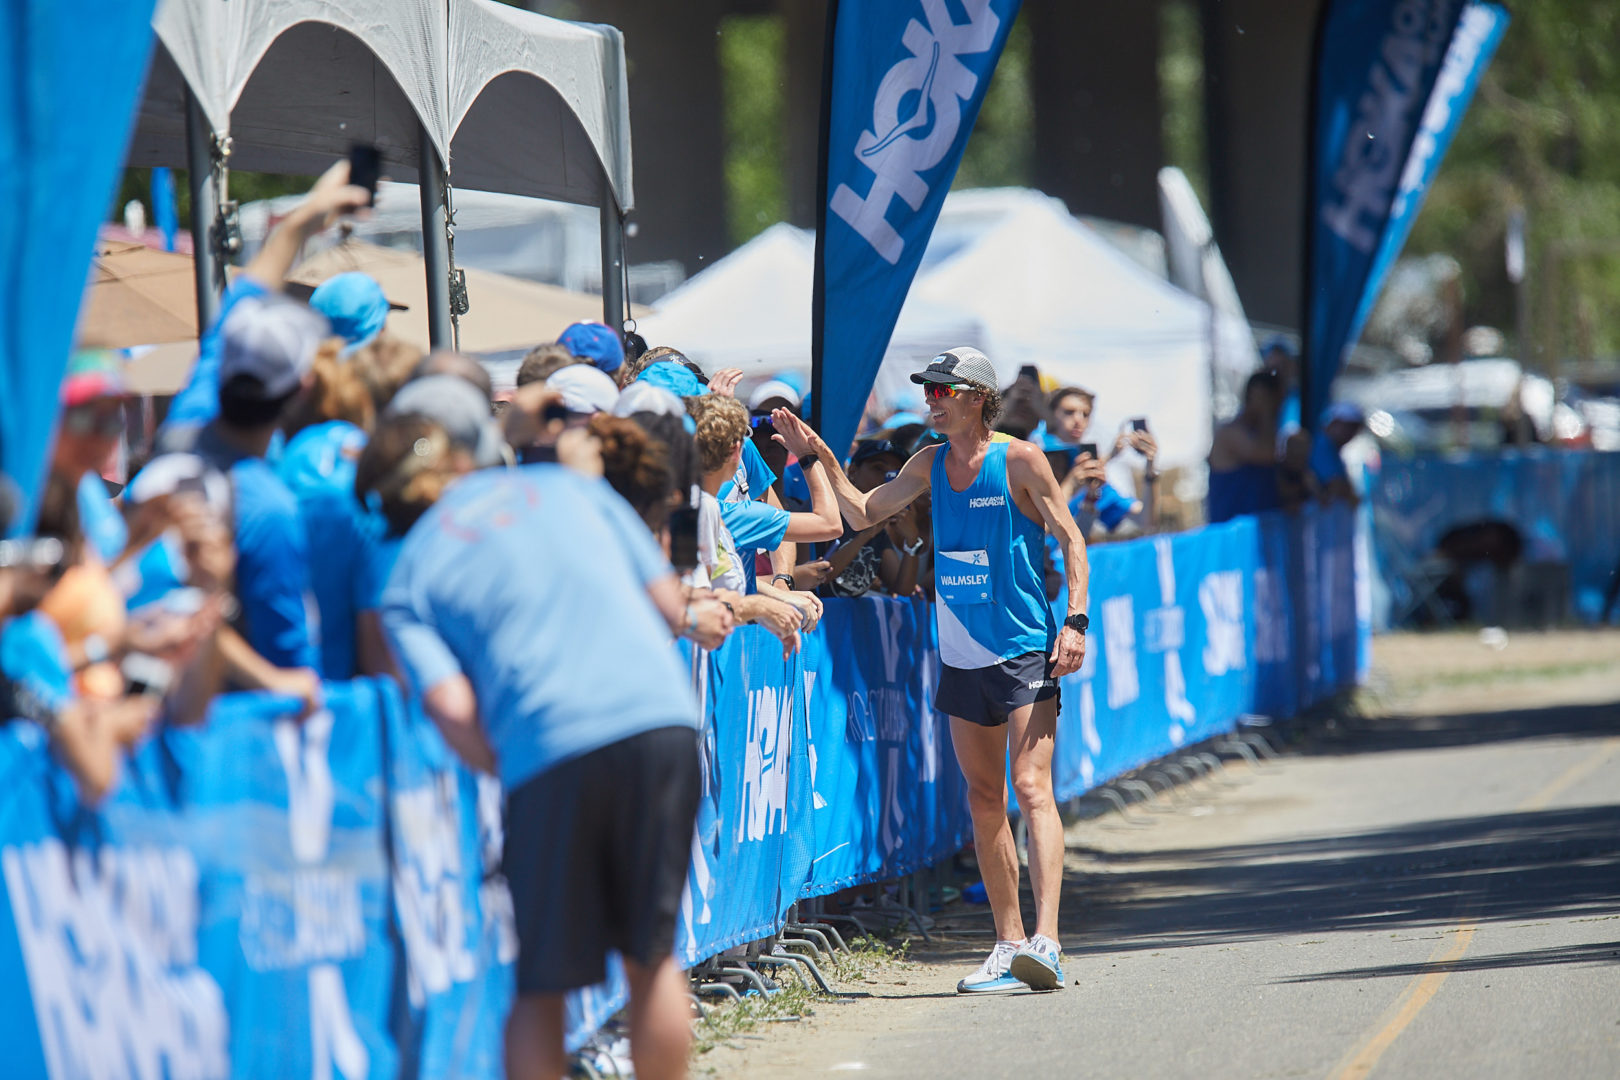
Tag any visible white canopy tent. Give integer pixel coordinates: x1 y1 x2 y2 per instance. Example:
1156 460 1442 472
637 223 986 415
914 189 1259 471
125 0 633 344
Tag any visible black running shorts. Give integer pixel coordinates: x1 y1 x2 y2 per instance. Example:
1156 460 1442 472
502 725 701 995
935 650 1061 727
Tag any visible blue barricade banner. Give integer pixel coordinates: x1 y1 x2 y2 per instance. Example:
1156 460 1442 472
1344 2 1508 351
1053 520 1261 802
813 0 1023 454
1366 449 1620 627
799 597 967 897
0 508 1367 1067
1306 0 1471 424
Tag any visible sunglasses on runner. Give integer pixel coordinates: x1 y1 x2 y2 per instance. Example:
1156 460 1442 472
923 382 976 400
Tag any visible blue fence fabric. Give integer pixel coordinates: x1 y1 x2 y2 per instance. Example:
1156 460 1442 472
1367 449 1620 627
0 508 1362 1074
1306 0 1470 425
0 0 158 530
814 0 1023 455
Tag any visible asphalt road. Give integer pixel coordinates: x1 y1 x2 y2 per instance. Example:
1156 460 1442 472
699 633 1620 1079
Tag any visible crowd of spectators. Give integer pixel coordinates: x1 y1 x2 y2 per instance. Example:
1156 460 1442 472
0 156 1369 1079
1206 340 1366 525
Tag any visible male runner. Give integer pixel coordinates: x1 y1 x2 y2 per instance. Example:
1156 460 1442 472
771 347 1089 993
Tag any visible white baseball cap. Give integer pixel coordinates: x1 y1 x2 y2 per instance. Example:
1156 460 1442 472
546 363 620 415
219 293 330 399
748 379 802 411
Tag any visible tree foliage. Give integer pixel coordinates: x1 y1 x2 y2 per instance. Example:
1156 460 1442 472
1407 0 1620 365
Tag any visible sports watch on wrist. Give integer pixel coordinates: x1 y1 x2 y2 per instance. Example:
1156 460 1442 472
1063 612 1089 634
901 537 926 557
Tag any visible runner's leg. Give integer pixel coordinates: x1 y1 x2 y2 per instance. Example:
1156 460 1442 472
950 715 1026 942
1008 696 1062 941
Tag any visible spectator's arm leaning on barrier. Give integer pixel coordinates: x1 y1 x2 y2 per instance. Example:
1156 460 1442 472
1007 442 1089 677
726 591 804 658
770 408 933 530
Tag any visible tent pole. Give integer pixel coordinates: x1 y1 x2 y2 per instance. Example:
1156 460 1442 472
600 198 626 334
184 89 221 334
418 133 453 350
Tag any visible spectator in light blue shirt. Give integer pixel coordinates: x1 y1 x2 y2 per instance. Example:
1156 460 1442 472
375 451 702 1076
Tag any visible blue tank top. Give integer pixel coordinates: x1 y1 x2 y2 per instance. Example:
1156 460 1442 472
930 436 1055 669
1206 463 1281 524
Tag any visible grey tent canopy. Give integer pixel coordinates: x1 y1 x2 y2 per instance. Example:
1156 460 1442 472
127 0 633 212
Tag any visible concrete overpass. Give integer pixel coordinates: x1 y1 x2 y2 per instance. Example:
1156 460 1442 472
543 0 1320 331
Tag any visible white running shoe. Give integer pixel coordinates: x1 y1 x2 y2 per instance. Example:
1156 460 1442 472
1009 934 1065 991
955 939 1026 995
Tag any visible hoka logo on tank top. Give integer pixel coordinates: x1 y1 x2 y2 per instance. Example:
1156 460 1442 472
929 438 1057 669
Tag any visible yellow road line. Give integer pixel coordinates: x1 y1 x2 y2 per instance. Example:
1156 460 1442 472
1517 737 1620 812
1329 923 1477 1080
1327 736 1620 1080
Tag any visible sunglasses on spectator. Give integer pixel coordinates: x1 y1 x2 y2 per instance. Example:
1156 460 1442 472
62 406 124 438
923 383 975 400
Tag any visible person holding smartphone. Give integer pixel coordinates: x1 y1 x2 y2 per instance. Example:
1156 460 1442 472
1038 387 1153 538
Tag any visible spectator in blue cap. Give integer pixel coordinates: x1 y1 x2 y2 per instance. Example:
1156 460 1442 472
559 321 626 382
310 272 389 355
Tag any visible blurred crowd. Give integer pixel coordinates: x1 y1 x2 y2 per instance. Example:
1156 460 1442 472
1207 338 1366 525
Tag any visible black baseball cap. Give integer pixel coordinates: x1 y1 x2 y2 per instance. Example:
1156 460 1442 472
910 346 998 389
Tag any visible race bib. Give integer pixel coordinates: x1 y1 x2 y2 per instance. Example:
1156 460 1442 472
936 549 993 605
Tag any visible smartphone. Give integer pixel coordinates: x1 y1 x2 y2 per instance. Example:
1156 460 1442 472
348 143 381 205
1017 364 1041 385
1044 449 1075 477
1078 442 1099 460
541 401 570 424
668 505 700 573
1131 417 1148 432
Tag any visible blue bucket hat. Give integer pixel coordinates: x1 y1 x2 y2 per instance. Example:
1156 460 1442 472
558 321 625 374
310 272 388 354
636 360 706 399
